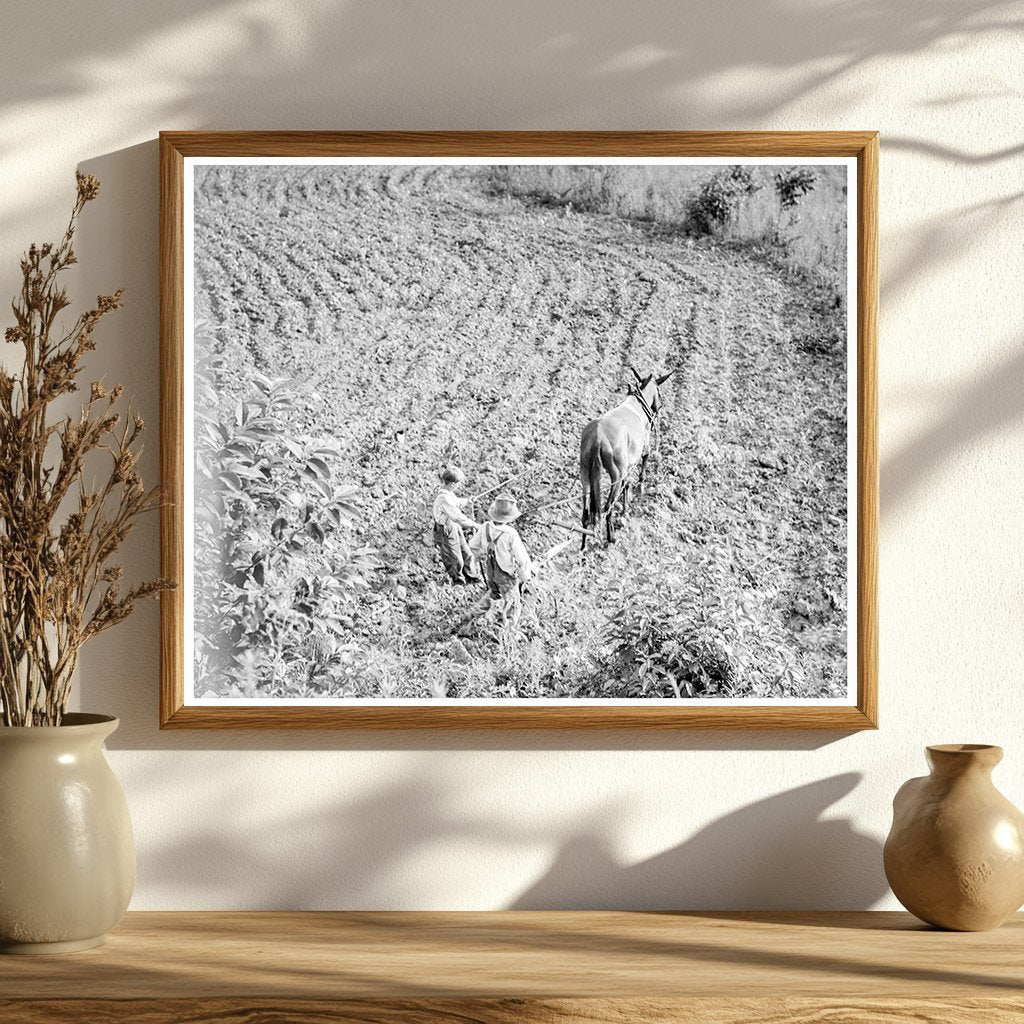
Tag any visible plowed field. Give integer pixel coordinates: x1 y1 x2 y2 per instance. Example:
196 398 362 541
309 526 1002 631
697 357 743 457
193 164 848 700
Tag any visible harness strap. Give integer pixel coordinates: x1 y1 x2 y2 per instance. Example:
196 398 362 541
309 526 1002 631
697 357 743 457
629 386 657 426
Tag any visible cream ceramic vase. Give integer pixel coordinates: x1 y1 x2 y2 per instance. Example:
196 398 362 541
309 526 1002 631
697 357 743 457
884 744 1024 931
0 713 135 953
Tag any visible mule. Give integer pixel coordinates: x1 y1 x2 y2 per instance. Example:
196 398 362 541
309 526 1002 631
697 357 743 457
580 367 673 550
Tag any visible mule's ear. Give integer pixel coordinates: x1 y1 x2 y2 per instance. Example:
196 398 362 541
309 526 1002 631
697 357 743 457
630 366 643 384
656 369 675 386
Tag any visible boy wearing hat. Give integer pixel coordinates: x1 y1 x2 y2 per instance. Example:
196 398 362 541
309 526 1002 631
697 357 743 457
432 466 481 584
462 494 537 628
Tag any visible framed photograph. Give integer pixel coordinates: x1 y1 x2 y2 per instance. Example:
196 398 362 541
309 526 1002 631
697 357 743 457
160 131 877 729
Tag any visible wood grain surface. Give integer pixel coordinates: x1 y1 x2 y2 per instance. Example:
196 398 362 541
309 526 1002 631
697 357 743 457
160 130 878 158
4 997 1024 1024
1 911 1020 996
159 130 879 731
159 133 186 732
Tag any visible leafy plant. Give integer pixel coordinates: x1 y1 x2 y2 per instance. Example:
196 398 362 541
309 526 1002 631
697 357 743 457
774 168 818 210
602 552 793 699
686 167 761 235
605 587 730 698
192 347 378 696
0 175 171 725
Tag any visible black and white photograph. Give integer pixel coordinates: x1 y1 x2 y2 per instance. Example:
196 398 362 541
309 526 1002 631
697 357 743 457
182 154 857 707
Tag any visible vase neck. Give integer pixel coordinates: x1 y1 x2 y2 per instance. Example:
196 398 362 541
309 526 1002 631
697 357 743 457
0 714 119 750
926 743 1002 779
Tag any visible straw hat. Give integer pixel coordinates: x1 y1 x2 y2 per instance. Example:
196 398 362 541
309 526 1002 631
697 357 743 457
488 494 521 523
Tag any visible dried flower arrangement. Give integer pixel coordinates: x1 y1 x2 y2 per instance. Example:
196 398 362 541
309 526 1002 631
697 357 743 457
0 174 172 726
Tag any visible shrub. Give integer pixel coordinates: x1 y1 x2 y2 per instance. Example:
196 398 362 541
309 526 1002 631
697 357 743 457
685 167 761 236
602 552 794 698
774 168 818 210
192 347 378 696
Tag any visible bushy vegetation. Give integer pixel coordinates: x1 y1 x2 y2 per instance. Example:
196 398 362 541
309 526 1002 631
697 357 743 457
685 166 762 236
192 333 378 697
774 168 819 210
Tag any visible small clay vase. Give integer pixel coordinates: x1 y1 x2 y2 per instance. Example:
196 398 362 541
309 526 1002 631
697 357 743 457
884 744 1024 931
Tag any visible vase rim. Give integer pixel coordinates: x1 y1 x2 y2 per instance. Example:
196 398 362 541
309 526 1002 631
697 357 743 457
927 743 1001 754
0 713 119 734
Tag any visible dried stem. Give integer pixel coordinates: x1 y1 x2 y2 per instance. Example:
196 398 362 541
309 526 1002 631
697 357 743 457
0 173 173 726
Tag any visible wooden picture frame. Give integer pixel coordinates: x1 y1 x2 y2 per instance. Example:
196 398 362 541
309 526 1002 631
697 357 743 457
160 131 877 730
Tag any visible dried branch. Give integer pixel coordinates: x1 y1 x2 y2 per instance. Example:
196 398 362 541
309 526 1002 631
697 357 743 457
0 174 174 726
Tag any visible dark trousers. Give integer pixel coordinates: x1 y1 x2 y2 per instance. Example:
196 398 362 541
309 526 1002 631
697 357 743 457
433 522 478 582
460 573 539 632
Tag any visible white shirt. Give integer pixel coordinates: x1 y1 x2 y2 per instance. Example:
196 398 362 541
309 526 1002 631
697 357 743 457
432 488 475 529
469 522 535 580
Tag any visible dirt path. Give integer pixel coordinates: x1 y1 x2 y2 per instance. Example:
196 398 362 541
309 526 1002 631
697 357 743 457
193 165 847 699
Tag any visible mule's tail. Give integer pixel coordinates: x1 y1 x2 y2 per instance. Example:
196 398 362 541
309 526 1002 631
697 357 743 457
580 448 601 552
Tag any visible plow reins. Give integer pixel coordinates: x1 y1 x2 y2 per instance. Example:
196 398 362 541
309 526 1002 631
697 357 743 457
628 384 657 427
627 384 661 471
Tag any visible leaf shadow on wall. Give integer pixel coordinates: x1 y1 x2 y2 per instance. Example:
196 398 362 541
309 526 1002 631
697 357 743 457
882 336 1024 511
511 773 887 910
882 192 1023 321
1 0 1016 146
131 761 886 911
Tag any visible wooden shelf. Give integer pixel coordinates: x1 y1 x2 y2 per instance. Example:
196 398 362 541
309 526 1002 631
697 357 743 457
1 911 1022 1022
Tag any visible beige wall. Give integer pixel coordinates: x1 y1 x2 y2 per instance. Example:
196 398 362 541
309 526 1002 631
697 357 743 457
1 0 1021 909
